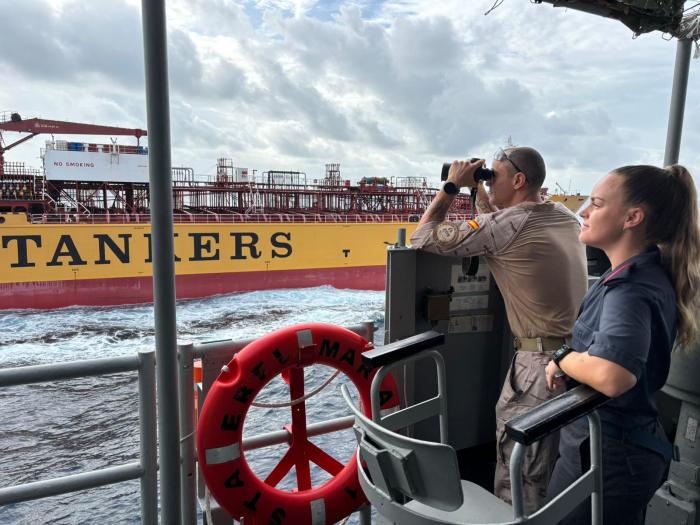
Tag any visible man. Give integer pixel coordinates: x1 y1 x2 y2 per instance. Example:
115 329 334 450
410 147 587 513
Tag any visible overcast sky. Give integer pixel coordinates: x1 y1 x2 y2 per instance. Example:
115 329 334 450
0 0 698 194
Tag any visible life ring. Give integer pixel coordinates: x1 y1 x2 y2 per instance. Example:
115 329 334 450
196 322 400 525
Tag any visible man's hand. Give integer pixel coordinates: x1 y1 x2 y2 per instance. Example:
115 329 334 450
415 158 485 229
475 182 497 213
447 159 485 189
545 360 567 391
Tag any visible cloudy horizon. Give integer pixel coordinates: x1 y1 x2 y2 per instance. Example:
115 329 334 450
1 0 698 195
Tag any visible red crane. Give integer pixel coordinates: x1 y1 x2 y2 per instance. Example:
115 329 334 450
0 112 147 178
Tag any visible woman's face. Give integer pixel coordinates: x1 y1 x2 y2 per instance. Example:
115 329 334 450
579 172 631 249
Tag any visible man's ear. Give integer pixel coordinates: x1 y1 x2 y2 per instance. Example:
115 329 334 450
624 207 645 230
512 172 527 190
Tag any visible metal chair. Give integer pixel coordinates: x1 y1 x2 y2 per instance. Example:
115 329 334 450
342 381 608 525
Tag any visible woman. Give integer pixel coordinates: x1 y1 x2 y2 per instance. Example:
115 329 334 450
544 164 700 524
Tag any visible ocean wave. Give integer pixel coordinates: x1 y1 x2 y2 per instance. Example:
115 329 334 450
0 286 384 524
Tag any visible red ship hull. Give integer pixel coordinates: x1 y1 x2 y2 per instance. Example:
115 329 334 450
0 265 386 310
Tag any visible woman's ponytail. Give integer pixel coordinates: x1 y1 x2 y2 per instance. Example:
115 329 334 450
615 164 700 351
660 165 700 349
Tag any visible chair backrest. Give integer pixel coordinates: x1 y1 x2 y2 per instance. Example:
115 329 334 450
341 385 463 512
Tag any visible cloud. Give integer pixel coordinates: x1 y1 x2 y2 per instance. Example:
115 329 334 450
169 0 253 36
263 6 541 157
168 30 206 96
1 0 698 192
0 2 70 81
0 1 144 89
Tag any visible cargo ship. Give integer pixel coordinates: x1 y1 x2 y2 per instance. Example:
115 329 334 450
0 113 474 309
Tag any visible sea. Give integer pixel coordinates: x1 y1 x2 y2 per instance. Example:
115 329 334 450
0 286 385 524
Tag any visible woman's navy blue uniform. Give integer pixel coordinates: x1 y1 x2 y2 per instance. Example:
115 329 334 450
547 247 677 524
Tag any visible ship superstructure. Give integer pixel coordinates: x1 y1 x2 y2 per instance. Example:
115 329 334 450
0 113 472 309
1 112 472 222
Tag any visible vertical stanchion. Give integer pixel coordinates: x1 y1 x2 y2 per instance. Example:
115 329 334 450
663 38 692 166
509 442 526 519
361 321 375 344
179 343 197 525
358 505 372 525
589 412 603 525
140 1 182 522
434 351 449 445
138 350 158 525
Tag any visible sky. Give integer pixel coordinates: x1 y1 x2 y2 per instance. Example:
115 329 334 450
0 0 698 195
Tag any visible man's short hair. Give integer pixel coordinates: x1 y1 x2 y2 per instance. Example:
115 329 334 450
506 147 546 190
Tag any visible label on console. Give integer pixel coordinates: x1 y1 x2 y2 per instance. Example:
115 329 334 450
448 314 494 334
449 294 489 312
451 262 490 293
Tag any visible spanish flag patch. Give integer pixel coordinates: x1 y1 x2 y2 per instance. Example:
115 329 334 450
467 219 480 230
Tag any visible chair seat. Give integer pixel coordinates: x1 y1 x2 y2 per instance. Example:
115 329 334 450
405 480 514 524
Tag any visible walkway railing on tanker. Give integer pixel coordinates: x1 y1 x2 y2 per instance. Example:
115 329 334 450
0 351 158 524
0 111 21 124
31 212 471 225
29 212 473 225
177 322 376 525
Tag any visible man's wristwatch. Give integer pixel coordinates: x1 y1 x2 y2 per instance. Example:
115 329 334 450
442 181 459 195
552 344 574 367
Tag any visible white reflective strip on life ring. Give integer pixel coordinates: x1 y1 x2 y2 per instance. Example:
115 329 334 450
296 329 313 349
310 498 325 525
205 443 240 465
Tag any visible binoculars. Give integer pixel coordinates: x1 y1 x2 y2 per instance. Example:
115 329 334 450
441 159 494 183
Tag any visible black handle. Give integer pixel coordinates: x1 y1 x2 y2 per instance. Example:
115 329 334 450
505 385 609 446
361 330 445 368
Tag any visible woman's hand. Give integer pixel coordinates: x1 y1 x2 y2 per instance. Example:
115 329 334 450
545 360 567 391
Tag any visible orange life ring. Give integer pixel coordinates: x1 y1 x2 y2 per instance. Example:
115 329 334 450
196 322 400 525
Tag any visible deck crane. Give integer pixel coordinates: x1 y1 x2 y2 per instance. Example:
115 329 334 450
0 112 147 179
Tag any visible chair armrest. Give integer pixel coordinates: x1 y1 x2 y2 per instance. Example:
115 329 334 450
361 331 445 368
505 385 609 446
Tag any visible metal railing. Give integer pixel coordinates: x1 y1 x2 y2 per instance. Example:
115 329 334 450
0 323 374 524
0 351 158 524
28 212 471 225
0 111 17 124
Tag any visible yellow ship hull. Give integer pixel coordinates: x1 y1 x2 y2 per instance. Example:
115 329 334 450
0 213 417 309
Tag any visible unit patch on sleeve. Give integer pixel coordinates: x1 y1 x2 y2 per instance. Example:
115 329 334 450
434 222 460 249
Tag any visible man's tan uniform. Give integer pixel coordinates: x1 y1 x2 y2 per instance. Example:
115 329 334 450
410 200 587 514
